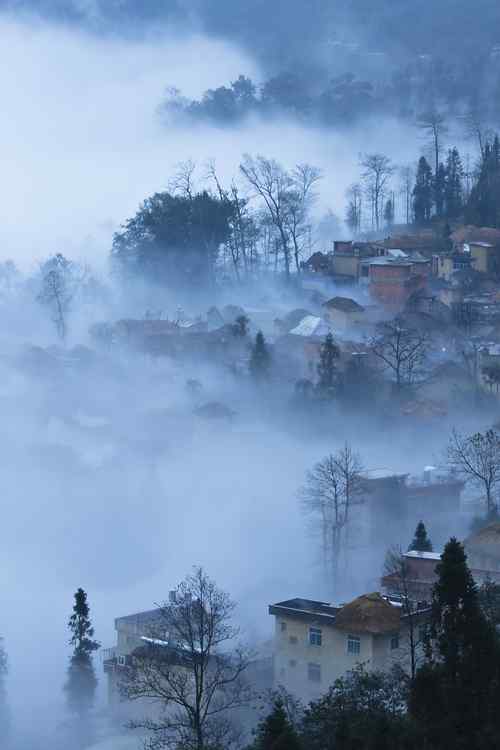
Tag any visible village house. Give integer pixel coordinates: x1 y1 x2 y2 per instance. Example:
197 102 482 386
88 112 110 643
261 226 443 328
330 241 385 283
381 550 442 603
352 470 464 557
269 592 429 703
451 226 500 275
432 251 475 281
381 523 500 603
362 255 430 311
103 604 272 718
322 296 366 331
465 522 500 583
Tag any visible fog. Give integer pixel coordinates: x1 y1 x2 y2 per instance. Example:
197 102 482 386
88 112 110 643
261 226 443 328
0 14 424 270
0 7 497 750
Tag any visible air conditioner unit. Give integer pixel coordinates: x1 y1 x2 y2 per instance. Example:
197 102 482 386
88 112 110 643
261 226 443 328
117 654 127 667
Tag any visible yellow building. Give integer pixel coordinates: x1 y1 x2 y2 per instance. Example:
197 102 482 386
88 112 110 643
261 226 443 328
467 242 496 274
269 593 428 702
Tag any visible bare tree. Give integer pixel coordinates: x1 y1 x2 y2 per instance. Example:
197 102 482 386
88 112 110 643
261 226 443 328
399 166 414 226
207 163 249 282
383 547 428 679
447 429 500 515
417 109 448 176
38 253 82 342
169 159 197 200
345 183 363 234
284 164 322 273
300 444 365 595
370 319 428 391
121 567 252 750
240 155 294 277
360 154 394 231
461 109 494 162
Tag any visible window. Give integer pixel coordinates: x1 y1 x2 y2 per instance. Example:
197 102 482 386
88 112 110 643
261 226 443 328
347 635 361 655
289 659 297 667
289 635 298 645
309 627 322 646
280 621 287 632
390 634 400 650
308 662 321 683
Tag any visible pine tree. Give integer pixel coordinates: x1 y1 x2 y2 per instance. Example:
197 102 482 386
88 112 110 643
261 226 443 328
467 134 500 227
412 157 433 224
252 697 301 750
408 521 433 552
444 147 464 219
65 588 100 719
383 196 395 228
410 538 500 748
316 333 339 399
250 331 271 380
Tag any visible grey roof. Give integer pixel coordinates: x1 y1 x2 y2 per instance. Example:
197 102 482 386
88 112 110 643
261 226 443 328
116 608 164 628
269 598 338 624
324 296 365 313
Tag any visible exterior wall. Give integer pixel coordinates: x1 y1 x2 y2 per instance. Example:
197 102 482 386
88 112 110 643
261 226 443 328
470 244 490 274
435 255 454 281
273 615 378 703
332 254 360 279
369 264 426 310
323 307 365 331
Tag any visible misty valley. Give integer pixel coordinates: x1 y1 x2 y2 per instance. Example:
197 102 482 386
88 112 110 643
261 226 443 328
4 2 500 750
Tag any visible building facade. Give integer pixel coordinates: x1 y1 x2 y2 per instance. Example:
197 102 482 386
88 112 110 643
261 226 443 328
269 593 428 703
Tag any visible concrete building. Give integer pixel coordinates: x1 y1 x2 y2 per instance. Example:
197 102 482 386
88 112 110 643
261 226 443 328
269 593 428 702
322 297 366 331
465 522 500 583
364 256 430 311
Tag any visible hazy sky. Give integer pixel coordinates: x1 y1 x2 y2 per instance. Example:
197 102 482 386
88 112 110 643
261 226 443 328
0 14 424 271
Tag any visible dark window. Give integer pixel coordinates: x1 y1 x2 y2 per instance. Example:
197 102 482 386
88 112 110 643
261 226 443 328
289 659 296 667
289 635 298 645
390 634 400 650
280 621 287 632
309 627 322 646
308 662 321 682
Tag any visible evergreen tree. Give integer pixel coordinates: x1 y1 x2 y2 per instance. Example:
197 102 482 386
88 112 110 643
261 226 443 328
252 697 301 750
250 331 271 380
410 538 500 748
433 162 446 218
466 134 500 227
383 196 395 228
444 147 464 219
412 157 433 224
65 588 100 719
408 521 433 552
316 333 339 399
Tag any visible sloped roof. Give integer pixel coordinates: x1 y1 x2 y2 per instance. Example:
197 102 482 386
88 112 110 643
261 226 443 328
290 315 331 337
334 592 400 634
323 296 365 313
451 226 500 246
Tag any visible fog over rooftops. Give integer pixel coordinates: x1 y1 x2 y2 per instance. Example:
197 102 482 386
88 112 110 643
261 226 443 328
289 315 331 337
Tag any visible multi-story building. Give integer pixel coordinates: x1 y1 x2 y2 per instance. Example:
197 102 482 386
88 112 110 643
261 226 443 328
364 256 430 311
269 592 429 703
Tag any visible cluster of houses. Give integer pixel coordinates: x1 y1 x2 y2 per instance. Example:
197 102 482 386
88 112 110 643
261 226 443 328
81 224 500 411
102 518 500 709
